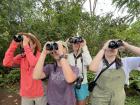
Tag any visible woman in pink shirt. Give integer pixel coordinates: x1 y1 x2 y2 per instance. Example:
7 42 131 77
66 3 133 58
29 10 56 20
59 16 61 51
3 32 47 105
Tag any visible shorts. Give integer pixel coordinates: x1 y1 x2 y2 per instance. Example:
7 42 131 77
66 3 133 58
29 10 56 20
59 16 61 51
74 84 89 101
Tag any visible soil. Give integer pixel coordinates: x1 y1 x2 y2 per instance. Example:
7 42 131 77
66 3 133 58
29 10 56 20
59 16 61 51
0 89 21 105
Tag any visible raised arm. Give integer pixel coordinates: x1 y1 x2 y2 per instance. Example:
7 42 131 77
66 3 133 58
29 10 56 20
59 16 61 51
24 45 40 66
23 36 40 67
3 40 21 67
123 57 140 73
123 41 140 55
89 49 104 72
33 44 49 80
89 41 110 72
60 58 78 83
57 42 78 83
81 40 92 66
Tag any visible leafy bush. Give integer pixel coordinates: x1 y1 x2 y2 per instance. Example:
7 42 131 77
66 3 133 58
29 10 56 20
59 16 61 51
87 71 95 82
129 70 140 91
125 96 140 105
5 69 20 84
0 68 20 90
0 77 5 87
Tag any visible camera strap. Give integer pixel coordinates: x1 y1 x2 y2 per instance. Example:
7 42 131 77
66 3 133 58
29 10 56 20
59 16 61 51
94 59 116 84
73 53 84 78
73 44 84 78
88 59 116 92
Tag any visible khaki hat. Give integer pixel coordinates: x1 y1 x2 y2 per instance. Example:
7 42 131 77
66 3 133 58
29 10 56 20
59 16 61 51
18 32 42 51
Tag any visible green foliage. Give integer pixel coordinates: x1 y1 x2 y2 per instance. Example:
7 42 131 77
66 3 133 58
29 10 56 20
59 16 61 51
5 69 20 84
112 0 140 22
129 70 140 90
0 69 20 87
0 1 140 101
125 96 140 105
87 71 95 82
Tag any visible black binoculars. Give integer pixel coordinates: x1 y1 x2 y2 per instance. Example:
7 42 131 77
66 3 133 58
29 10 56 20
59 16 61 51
46 42 58 51
108 40 123 49
69 36 83 44
13 34 23 42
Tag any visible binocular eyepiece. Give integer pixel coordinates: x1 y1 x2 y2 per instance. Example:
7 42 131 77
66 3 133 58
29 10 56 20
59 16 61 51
13 34 23 42
46 42 58 51
69 36 83 44
108 40 123 49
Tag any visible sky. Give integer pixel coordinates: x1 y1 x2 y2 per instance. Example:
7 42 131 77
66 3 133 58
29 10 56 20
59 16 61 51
83 0 128 18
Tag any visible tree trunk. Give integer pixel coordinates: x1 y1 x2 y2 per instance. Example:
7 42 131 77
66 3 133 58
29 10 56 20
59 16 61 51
89 0 92 16
93 0 98 15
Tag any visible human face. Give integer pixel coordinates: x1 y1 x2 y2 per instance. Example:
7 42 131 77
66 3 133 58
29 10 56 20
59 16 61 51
104 48 118 58
28 40 36 53
51 47 67 60
72 43 81 52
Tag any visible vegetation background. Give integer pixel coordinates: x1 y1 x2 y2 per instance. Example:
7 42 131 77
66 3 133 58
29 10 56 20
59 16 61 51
0 0 140 105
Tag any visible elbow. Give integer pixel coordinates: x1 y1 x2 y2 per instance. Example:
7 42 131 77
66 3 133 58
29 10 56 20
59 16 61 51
32 74 40 80
89 65 93 71
32 69 44 80
3 61 7 67
3 60 11 67
32 74 37 79
32 71 40 80
66 79 75 83
66 76 77 83
89 65 97 72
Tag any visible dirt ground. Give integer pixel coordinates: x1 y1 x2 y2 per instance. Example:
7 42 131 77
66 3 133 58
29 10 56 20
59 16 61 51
0 89 21 105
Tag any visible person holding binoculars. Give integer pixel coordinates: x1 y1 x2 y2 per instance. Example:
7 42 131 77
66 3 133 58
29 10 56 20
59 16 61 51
3 33 47 105
33 41 79 105
89 39 140 105
67 36 92 105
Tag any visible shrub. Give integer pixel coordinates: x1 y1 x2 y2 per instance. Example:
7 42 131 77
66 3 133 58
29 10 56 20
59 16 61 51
5 68 20 84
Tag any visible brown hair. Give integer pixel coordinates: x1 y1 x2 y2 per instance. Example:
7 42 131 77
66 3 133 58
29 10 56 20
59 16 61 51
18 32 42 55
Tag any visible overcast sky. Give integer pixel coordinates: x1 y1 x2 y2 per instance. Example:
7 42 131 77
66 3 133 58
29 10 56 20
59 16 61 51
83 0 128 18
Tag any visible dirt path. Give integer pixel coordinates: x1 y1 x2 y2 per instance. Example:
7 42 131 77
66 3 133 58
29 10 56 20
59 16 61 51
0 89 21 105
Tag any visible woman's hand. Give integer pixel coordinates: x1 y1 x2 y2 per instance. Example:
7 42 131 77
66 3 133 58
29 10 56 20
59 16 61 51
102 40 111 50
56 41 64 56
23 35 30 46
122 41 129 48
42 42 50 55
80 39 86 48
12 40 22 46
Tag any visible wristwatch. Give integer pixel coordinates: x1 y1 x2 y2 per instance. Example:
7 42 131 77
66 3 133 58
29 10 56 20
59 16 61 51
58 54 65 61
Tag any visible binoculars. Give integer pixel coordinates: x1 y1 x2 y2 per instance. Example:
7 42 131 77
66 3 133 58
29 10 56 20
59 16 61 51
69 36 83 44
13 34 23 42
46 42 58 51
108 40 123 49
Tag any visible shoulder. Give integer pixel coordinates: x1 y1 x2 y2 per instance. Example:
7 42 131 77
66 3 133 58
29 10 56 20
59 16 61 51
67 53 74 60
67 53 73 57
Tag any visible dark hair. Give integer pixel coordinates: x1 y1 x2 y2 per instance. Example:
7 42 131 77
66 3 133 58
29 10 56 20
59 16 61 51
115 57 123 69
